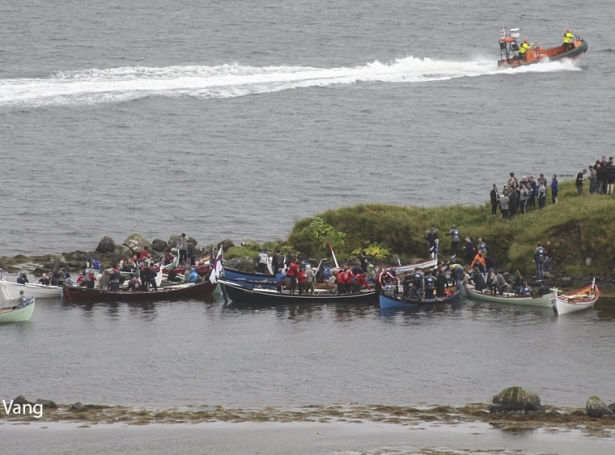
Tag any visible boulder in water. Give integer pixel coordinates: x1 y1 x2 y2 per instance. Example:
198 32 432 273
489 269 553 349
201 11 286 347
492 386 541 411
586 396 614 417
96 236 116 254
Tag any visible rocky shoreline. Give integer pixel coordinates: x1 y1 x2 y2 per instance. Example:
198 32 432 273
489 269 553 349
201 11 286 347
2 388 615 436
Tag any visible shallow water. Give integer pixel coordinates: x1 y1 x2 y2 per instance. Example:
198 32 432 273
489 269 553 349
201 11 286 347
1 295 614 409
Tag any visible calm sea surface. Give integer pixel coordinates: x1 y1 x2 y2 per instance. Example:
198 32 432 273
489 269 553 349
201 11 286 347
1 1 614 453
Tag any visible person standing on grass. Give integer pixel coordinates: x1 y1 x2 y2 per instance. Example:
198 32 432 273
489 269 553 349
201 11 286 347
576 169 587 195
490 184 500 216
588 165 597 194
606 157 615 195
500 190 510 220
551 175 559 203
533 242 546 282
538 181 547 209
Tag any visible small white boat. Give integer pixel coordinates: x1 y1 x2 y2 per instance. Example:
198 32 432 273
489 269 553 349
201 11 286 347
0 279 63 300
0 298 36 323
552 281 599 315
396 257 438 274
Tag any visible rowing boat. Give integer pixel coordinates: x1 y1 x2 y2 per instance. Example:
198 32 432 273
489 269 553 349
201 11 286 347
552 281 599 315
219 279 376 306
63 280 217 304
463 283 553 307
0 279 63 300
379 286 462 310
0 298 36 323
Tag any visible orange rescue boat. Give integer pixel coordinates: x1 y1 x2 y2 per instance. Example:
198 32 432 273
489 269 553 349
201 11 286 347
498 28 588 68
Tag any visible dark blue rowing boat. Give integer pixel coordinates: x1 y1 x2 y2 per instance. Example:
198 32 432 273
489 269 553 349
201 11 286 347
379 286 462 310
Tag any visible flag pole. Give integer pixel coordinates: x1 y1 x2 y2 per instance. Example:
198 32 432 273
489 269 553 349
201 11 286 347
327 237 339 268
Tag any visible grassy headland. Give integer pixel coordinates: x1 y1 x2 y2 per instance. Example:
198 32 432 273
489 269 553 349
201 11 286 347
284 180 615 279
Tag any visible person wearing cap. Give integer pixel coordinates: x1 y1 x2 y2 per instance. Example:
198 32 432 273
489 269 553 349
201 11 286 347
563 29 574 51
518 39 530 59
177 233 188 265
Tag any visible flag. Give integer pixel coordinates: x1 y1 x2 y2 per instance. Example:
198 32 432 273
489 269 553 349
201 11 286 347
397 257 401 267
209 247 223 284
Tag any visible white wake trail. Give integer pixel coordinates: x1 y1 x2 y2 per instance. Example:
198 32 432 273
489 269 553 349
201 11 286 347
0 57 580 108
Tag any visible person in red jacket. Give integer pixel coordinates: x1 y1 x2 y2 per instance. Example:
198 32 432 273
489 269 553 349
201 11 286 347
286 258 299 293
336 268 347 294
139 246 150 263
297 267 307 295
354 273 371 292
344 267 354 293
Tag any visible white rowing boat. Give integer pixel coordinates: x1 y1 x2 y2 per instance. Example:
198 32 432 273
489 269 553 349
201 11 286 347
463 283 554 307
552 281 599 315
0 279 63 300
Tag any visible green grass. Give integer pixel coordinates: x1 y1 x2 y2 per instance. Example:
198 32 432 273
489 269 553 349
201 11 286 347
287 180 615 276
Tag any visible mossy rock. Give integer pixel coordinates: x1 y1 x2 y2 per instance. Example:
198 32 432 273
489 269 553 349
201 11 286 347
123 234 151 254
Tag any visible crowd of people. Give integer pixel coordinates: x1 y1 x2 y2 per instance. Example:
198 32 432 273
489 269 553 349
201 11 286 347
577 156 615 195
490 172 557 220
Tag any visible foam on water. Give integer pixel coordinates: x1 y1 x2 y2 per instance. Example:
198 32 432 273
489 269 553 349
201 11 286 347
0 57 580 108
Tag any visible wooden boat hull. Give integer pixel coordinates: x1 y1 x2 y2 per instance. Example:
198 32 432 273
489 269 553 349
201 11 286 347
396 257 438 274
62 280 217 304
552 283 599 314
379 287 462 310
463 283 553 307
220 279 377 306
0 298 35 323
0 279 63 300
498 39 588 68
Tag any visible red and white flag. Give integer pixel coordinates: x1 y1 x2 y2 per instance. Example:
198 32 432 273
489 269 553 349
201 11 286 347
209 247 224 284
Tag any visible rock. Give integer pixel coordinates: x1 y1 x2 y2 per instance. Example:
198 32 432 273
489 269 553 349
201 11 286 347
570 410 585 417
488 404 503 413
609 402 615 413
123 234 151 254
218 239 235 250
168 235 181 251
13 395 33 406
70 402 87 411
113 244 132 259
151 239 168 252
224 257 255 271
586 396 614 417
35 399 58 409
96 236 116 254
492 386 541 412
